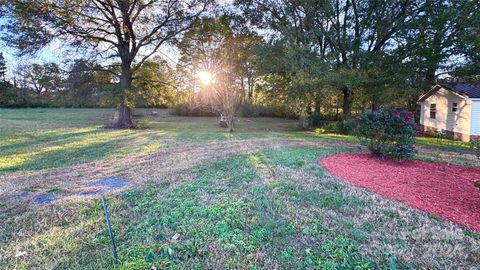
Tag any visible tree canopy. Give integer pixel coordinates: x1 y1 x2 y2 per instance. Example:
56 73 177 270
1 0 210 127
0 0 478 127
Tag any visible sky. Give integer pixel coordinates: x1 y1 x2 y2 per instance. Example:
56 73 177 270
0 1 235 80
0 45 64 79
0 21 178 82
0 36 182 80
0 15 63 79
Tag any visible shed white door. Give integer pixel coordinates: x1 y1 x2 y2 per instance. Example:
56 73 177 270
471 100 480 135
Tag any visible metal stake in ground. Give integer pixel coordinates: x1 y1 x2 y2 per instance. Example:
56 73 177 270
101 193 118 264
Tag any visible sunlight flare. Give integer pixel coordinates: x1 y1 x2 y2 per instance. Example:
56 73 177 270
198 70 214 85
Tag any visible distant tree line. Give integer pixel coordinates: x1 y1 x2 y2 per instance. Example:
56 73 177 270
0 56 177 108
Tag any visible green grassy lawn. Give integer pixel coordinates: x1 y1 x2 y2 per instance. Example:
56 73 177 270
0 108 299 172
310 127 474 152
0 108 472 172
0 108 479 269
416 136 473 150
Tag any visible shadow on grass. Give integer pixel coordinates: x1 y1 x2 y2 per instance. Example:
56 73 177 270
0 128 105 153
1 139 122 172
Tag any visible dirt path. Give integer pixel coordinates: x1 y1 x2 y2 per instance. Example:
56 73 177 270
0 138 356 205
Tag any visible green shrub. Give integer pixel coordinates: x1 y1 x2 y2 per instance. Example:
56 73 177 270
238 103 260 117
436 129 448 142
136 119 152 129
308 113 323 127
471 137 480 159
354 109 419 161
171 102 300 119
170 103 216 117
238 103 289 118
316 121 354 135
0 81 17 107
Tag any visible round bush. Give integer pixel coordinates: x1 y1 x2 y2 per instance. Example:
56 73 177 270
355 109 419 161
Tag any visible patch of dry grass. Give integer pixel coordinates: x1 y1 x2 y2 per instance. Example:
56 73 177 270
416 147 480 167
272 166 479 269
0 108 302 172
0 137 355 202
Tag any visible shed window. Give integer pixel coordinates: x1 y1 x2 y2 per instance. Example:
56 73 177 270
452 103 458 112
430 104 436 119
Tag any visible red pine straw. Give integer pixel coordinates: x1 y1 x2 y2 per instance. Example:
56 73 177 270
319 153 480 232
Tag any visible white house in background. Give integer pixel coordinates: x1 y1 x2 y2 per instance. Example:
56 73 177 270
418 83 480 142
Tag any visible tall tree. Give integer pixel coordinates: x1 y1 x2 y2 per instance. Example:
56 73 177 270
178 17 234 82
226 13 263 102
178 16 242 130
1 0 210 128
251 38 328 118
64 58 114 107
0 52 14 106
133 59 178 107
237 0 425 120
23 62 63 96
382 0 480 111
449 1 480 80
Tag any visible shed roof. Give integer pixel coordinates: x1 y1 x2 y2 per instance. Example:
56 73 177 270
440 83 480 98
418 83 480 102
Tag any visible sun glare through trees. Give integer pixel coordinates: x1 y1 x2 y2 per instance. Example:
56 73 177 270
198 70 214 86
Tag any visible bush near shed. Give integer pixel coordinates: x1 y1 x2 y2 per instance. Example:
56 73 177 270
355 109 419 161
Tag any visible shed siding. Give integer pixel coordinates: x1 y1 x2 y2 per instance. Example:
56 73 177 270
420 87 471 138
471 100 480 135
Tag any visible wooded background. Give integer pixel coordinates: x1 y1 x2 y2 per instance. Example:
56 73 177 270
0 0 478 127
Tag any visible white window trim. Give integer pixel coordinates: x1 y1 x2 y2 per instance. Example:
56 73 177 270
430 103 437 119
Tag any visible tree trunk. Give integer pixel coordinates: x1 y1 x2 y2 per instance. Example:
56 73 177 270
240 76 245 104
335 98 340 120
113 66 135 128
228 115 234 132
14 76 24 102
314 99 321 116
247 76 253 99
116 104 134 127
342 85 352 122
298 114 309 129
306 103 312 115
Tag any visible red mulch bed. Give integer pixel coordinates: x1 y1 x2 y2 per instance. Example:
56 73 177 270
319 153 480 232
